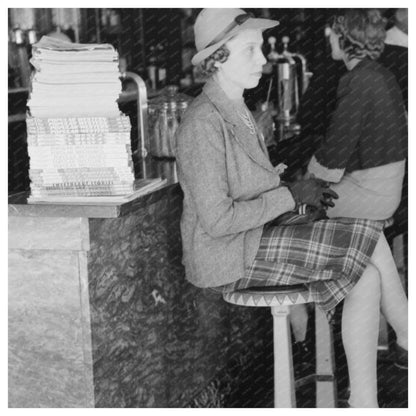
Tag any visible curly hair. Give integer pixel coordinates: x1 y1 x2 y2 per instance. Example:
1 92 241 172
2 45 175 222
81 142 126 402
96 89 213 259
199 45 230 76
332 9 387 60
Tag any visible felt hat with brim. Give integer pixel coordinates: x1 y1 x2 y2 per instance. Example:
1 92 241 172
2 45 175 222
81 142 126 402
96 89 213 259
192 8 279 66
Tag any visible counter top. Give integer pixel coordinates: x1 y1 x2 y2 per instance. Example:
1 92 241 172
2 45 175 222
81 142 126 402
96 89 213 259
8 157 180 219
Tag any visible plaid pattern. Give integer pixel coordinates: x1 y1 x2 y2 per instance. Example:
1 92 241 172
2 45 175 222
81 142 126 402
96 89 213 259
217 218 383 320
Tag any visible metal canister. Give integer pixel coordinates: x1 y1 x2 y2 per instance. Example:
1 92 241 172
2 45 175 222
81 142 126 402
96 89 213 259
276 54 299 125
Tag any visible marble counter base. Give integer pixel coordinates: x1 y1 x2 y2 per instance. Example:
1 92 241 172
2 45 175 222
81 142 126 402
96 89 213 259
87 186 274 407
9 216 89 251
8 249 93 408
9 184 274 407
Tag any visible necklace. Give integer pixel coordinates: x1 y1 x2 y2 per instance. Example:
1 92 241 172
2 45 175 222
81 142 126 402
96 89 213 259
237 108 256 135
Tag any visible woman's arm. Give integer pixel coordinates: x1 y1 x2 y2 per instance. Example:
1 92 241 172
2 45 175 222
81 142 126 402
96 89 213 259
176 113 296 238
307 74 366 183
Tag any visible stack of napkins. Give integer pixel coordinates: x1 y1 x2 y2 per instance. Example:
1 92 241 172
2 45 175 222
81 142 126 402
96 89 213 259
26 36 136 199
28 36 121 118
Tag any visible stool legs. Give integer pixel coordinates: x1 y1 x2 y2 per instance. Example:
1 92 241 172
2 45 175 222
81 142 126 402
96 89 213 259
315 306 337 407
271 305 296 408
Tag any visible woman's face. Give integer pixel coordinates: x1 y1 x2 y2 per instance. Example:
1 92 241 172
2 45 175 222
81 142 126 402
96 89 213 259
329 29 344 61
217 29 267 90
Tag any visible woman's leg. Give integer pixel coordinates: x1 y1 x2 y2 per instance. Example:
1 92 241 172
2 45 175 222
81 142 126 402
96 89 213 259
370 233 408 350
289 304 308 342
289 304 313 374
342 263 381 408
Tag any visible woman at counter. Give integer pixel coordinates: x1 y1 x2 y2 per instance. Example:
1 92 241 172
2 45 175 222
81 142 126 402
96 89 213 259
175 8 407 408
306 8 408 368
307 9 407 220
293 8 408 373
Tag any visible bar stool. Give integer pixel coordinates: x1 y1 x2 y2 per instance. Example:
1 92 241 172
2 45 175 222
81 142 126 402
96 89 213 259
223 284 336 408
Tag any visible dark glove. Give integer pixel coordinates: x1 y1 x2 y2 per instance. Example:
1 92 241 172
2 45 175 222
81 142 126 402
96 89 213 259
286 178 338 210
316 179 339 208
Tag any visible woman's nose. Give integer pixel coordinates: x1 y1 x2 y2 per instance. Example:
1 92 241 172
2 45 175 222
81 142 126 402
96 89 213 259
257 50 267 66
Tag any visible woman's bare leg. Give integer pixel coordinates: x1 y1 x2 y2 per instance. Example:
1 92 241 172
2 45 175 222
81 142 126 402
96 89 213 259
342 263 381 408
370 233 408 349
289 304 308 342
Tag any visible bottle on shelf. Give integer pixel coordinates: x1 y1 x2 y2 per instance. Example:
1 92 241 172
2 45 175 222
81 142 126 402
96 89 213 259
157 102 169 157
109 9 120 27
177 101 189 122
166 101 178 156
10 27 31 88
156 42 167 89
147 46 158 90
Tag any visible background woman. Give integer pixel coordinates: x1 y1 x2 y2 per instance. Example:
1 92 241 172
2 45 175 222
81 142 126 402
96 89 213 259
305 8 408 368
307 9 407 221
176 8 407 407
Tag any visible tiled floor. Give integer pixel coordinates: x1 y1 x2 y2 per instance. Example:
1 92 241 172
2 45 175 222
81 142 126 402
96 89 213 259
267 349 408 408
246 332 407 408
294 309 408 408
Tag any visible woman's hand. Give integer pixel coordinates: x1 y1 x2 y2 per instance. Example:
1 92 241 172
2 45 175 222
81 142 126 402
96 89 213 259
286 178 338 209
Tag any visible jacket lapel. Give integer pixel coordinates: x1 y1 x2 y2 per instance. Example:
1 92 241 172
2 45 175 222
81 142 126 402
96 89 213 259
203 79 275 172
230 121 274 171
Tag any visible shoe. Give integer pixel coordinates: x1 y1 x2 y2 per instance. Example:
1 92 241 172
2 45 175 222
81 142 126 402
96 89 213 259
337 399 349 408
394 342 408 370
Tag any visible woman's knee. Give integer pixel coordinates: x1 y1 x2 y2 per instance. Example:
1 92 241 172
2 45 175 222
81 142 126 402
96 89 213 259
372 233 389 258
361 263 382 298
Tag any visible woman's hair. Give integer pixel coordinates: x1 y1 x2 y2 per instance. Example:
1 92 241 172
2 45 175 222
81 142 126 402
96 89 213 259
199 45 230 76
332 9 387 60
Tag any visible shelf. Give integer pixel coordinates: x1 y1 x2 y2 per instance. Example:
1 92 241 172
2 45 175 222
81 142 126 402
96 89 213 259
9 87 30 94
8 114 26 123
102 25 123 35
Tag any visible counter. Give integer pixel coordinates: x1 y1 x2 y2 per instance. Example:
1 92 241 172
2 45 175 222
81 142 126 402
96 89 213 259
9 157 274 408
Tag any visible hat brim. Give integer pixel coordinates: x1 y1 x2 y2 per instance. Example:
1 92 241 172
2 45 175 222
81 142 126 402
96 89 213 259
191 18 279 66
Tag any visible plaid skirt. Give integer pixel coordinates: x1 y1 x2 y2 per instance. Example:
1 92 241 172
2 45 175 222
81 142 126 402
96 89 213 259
216 218 383 320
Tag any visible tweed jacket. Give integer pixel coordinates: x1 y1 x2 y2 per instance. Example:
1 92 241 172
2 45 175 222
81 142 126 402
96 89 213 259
175 78 296 288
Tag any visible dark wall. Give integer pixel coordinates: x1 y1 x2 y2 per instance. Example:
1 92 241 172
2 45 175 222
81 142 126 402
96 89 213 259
7 8 382 194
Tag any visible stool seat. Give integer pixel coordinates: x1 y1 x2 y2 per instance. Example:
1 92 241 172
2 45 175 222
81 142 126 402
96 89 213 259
223 284 336 408
223 284 312 307
384 217 395 229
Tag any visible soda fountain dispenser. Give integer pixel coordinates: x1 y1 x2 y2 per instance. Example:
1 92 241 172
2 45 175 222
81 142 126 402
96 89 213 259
267 36 312 141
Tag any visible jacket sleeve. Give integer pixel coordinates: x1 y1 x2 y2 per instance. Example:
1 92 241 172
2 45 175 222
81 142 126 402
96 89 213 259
307 73 366 183
175 113 295 238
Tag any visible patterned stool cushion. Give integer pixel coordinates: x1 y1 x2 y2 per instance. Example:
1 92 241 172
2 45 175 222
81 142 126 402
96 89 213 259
223 284 312 307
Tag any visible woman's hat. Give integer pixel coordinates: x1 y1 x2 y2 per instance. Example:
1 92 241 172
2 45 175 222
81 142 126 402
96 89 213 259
192 8 279 66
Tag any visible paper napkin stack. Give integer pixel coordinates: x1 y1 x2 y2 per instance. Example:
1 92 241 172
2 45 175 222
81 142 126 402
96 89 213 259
26 36 135 199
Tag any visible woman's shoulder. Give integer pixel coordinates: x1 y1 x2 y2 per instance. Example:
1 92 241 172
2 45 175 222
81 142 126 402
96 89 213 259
347 59 391 86
182 92 222 124
177 92 225 143
337 60 388 98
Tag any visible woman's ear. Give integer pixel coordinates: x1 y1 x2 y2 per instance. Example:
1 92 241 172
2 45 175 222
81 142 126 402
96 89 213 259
214 61 222 69
338 35 345 50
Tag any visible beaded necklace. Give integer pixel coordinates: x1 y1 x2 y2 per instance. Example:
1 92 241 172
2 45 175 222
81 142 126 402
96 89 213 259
237 107 256 135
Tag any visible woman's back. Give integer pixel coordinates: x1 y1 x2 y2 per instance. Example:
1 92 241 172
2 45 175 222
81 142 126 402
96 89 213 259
325 58 407 174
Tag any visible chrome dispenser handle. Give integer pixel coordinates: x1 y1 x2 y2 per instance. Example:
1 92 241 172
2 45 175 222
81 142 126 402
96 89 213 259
120 71 148 157
291 52 312 95
120 71 148 178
